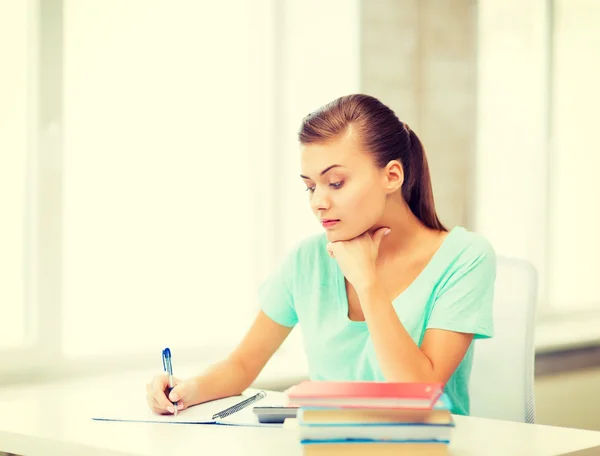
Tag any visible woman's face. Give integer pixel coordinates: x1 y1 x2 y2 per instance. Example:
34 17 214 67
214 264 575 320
300 131 390 242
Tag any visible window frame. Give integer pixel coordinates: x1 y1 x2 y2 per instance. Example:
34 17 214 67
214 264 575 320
476 0 600 351
0 0 286 382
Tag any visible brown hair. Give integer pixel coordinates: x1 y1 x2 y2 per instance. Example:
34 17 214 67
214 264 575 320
298 94 446 231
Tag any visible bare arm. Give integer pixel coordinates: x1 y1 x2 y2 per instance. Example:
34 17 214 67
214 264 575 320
359 283 473 384
188 310 293 405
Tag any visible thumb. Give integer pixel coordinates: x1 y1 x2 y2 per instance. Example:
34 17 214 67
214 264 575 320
168 378 186 402
372 227 391 250
326 242 335 258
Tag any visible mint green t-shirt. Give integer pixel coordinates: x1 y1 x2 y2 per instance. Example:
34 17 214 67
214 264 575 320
259 226 496 416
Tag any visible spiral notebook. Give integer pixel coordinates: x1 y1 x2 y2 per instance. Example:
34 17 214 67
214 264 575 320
92 389 278 427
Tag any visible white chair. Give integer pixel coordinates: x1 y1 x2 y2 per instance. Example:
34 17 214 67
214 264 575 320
469 256 538 423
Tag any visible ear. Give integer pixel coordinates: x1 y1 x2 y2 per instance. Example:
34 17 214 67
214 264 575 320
382 160 404 194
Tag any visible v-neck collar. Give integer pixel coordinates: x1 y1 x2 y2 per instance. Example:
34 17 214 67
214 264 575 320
334 226 463 325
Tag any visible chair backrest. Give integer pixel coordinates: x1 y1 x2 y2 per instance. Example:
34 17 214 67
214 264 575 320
469 256 538 423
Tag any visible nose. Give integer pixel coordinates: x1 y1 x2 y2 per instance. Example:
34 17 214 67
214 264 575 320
310 186 330 213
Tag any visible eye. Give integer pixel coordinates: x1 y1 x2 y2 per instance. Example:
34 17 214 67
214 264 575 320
305 186 315 193
329 181 343 189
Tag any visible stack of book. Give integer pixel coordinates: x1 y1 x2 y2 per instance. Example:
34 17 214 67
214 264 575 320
284 381 454 456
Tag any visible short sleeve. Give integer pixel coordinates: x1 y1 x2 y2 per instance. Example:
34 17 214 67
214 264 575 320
426 240 496 339
258 252 299 328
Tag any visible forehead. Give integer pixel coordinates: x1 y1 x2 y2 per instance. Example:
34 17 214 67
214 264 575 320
300 131 371 175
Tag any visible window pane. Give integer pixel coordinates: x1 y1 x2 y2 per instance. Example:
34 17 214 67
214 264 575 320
548 0 600 310
63 1 260 357
279 0 361 254
0 0 28 349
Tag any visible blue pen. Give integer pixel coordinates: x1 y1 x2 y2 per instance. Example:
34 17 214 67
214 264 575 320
161 348 178 415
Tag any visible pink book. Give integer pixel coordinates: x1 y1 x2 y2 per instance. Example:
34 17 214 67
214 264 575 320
286 381 444 409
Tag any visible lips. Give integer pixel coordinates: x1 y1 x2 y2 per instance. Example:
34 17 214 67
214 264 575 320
321 219 340 228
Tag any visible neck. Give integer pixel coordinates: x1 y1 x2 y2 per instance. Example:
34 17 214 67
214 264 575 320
370 194 437 260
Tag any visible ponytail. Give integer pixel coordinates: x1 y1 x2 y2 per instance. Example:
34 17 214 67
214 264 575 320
403 128 446 231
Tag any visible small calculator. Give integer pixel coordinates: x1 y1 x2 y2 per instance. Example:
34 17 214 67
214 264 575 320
252 406 299 424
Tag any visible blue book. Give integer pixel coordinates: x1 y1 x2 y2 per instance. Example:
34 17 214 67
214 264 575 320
296 416 454 442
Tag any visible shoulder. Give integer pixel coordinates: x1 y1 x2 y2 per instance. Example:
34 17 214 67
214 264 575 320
436 227 497 287
427 228 496 338
269 233 330 295
285 232 329 266
446 226 496 267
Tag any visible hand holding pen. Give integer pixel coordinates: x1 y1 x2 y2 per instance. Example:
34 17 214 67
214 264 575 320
162 348 178 415
146 348 193 415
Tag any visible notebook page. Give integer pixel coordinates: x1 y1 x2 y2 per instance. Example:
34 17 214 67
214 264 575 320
92 393 257 424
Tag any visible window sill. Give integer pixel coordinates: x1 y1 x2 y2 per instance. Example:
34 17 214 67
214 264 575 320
5 315 600 389
0 344 309 392
535 314 600 354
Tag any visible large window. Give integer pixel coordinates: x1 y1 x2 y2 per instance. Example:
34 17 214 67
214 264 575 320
0 0 30 350
9 0 594 380
277 1 361 255
62 0 272 358
547 0 600 313
476 0 600 348
0 0 360 377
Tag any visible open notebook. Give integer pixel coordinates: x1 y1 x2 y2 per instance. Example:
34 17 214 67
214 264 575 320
92 389 280 427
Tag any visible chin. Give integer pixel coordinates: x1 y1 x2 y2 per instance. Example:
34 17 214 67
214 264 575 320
325 232 343 243
324 227 367 243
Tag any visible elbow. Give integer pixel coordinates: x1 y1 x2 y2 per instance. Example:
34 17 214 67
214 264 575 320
383 358 443 385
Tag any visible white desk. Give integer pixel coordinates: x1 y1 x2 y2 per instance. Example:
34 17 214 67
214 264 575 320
1 372 600 456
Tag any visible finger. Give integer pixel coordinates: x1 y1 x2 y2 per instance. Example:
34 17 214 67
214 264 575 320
147 393 160 409
151 373 169 392
360 230 373 240
168 380 185 402
168 382 188 411
155 392 175 413
326 242 335 258
150 403 170 415
147 393 169 415
153 387 176 413
147 376 176 414
164 377 181 398
147 383 167 409
151 373 178 409
372 227 391 250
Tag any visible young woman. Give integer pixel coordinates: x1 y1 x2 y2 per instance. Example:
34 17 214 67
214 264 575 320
146 94 495 416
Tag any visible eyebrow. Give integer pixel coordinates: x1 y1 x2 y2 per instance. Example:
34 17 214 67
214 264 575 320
300 164 346 180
